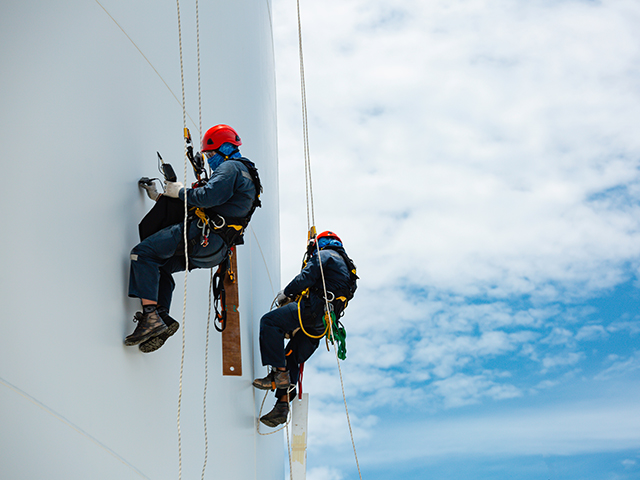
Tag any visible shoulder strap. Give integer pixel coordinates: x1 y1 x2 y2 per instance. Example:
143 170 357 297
234 157 262 211
203 158 263 247
322 246 358 280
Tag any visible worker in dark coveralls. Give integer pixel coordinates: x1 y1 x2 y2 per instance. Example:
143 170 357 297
253 231 354 427
125 125 259 353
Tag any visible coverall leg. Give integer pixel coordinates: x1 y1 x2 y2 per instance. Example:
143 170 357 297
259 302 321 397
276 333 320 398
128 221 229 304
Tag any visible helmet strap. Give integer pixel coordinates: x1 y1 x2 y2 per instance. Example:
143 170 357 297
214 147 240 160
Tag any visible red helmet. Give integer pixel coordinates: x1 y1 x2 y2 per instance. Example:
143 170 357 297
201 125 242 152
316 230 342 243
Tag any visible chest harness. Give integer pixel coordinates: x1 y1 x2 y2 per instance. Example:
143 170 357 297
190 157 262 250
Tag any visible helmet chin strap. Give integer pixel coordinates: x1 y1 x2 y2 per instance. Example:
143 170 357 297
214 147 240 160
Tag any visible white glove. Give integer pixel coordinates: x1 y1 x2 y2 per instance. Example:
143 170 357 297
276 290 291 307
164 181 184 199
138 178 160 201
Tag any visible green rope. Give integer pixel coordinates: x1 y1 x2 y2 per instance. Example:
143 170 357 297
326 312 347 360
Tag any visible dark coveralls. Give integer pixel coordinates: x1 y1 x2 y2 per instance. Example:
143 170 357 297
259 247 352 398
128 159 256 309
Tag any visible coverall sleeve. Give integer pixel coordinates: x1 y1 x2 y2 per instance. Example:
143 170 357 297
283 255 321 298
180 162 238 208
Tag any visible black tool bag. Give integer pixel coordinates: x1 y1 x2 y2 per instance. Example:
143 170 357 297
138 195 185 241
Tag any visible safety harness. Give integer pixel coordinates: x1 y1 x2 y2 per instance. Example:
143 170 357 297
315 245 358 318
293 245 358 359
189 157 262 250
195 158 262 332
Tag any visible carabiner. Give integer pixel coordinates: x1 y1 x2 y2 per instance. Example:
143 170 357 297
212 214 226 229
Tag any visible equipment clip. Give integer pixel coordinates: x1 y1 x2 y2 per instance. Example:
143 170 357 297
212 214 226 229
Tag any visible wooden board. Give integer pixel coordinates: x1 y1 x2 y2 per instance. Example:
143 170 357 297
222 248 242 376
291 393 309 479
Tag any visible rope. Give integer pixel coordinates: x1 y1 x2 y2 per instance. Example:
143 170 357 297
256 390 291 436
201 269 214 480
175 1 189 479
294 2 362 478
286 423 294 480
255 392 295 479
332 341 362 479
195 0 203 140
296 0 314 231
296 295 330 339
192 2 210 478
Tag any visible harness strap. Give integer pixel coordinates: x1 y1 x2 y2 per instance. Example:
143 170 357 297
199 157 262 247
211 256 232 332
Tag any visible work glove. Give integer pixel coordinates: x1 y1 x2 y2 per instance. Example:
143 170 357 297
138 177 160 201
276 290 292 307
164 181 184 199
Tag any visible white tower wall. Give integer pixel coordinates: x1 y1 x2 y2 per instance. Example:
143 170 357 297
0 1 281 478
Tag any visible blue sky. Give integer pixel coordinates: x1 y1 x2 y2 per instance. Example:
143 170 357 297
272 0 640 478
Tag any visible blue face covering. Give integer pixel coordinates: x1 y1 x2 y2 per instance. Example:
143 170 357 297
206 142 241 171
317 237 343 250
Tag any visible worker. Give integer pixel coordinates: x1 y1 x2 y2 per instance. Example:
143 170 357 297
253 231 356 427
125 124 260 353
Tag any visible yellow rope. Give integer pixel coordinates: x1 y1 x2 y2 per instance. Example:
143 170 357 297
296 295 331 339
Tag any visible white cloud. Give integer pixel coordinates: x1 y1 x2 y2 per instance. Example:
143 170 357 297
575 324 609 341
431 373 522 408
595 352 640 380
273 0 640 473
412 330 534 378
541 327 575 346
608 320 640 335
541 352 584 373
276 0 640 300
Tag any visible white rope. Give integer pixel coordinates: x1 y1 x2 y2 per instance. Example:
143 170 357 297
296 0 314 231
255 390 294 480
332 340 362 479
294 1 362 478
256 386 296 436
191 2 211 478
175 1 189 479
201 268 214 480
195 0 203 140
286 422 294 480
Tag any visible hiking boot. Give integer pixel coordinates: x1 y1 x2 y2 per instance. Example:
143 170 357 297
139 308 180 353
124 309 168 346
260 401 290 428
252 369 291 391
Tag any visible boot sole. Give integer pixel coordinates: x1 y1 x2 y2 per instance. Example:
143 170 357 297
124 323 168 346
260 413 288 427
139 321 179 353
252 379 293 390
252 379 276 390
